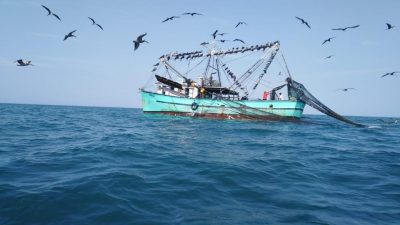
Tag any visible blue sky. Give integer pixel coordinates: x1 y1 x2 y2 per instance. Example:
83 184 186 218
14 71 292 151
0 0 399 117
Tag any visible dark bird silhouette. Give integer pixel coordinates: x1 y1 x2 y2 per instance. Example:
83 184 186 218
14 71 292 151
336 88 356 92
235 21 247 28
182 12 202 16
14 59 33 66
153 62 159 67
332 25 360 31
381 72 399 78
200 42 209 45
217 39 229 43
386 23 395 30
52 14 61 21
212 30 218 39
162 16 179 23
217 33 228 36
63 30 77 41
295 16 311 29
41 5 61 21
324 55 334 59
96 24 103 30
322 37 335 45
233 39 245 44
133 33 148 50
88 17 103 30
41 5 51 15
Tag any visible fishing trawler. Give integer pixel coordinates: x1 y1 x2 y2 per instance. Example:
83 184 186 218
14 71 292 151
140 39 364 126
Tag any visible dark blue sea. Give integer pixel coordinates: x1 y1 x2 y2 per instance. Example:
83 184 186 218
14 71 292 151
0 103 399 225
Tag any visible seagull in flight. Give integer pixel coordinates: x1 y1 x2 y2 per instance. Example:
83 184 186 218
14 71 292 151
133 33 148 50
332 25 360 31
162 16 179 23
322 37 335 45
88 17 103 30
63 30 77 41
14 59 33 66
336 88 356 92
381 72 399 77
324 55 334 59
386 23 395 30
295 17 311 29
235 21 247 28
182 12 202 16
233 38 245 44
41 5 61 21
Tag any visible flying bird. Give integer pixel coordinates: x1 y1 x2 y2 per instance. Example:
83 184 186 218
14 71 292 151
386 23 395 30
63 30 77 41
162 16 179 23
200 42 209 45
332 25 360 31
41 5 51 15
324 55 334 59
233 39 245 44
217 39 229 43
212 30 218 39
322 37 335 45
381 72 399 77
182 12 202 16
88 17 103 30
41 5 61 21
14 59 33 66
133 33 148 50
336 88 356 92
217 33 228 36
295 16 311 29
235 21 247 28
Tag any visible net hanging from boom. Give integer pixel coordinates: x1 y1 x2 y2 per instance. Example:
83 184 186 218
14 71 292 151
286 78 365 127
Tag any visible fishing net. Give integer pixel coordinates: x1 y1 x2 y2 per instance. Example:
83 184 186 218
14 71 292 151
287 78 364 127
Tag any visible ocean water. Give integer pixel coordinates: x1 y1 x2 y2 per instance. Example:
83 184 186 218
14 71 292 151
0 103 399 225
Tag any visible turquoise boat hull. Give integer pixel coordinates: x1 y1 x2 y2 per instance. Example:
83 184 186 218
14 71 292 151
141 91 305 120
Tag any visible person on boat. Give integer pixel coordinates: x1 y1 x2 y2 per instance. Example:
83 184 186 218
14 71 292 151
278 92 284 100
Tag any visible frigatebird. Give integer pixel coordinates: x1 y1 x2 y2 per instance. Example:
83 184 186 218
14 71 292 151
332 25 360 31
212 30 218 39
235 21 247 28
14 59 33 66
322 37 335 45
182 12 202 16
336 88 356 92
324 55 334 59
386 23 395 30
133 33 148 50
41 5 61 21
63 30 77 41
162 16 179 23
295 16 311 29
88 17 103 30
381 72 398 77
233 39 245 44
